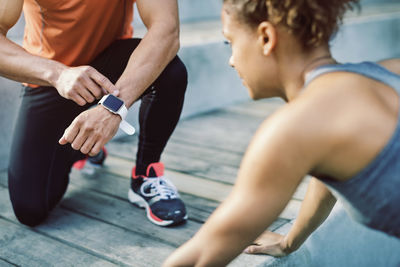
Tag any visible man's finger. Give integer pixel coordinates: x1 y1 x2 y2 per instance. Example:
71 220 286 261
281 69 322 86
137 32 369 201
88 69 118 95
76 84 95 103
82 76 103 99
80 136 96 155
89 140 103 157
71 93 87 106
59 136 68 145
59 125 79 145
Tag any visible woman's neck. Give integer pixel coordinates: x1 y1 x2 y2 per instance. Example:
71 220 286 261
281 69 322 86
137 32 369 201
278 46 336 102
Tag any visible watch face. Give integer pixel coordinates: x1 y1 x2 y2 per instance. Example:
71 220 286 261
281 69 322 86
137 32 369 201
103 94 124 112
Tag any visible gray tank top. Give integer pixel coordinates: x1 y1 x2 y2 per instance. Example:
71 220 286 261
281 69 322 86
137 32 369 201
305 62 400 238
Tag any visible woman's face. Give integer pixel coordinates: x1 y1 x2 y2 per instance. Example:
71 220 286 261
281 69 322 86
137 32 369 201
221 4 278 99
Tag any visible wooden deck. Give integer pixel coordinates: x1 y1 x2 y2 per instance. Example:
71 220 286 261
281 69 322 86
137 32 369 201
0 98 310 267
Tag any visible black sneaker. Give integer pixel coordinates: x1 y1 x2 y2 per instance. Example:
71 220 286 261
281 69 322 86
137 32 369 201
128 162 188 226
72 147 107 175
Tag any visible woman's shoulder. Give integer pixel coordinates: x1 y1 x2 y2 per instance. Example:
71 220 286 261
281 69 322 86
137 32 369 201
377 58 400 76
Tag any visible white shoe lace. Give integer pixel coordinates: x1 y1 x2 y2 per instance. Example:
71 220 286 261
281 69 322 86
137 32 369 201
140 176 179 200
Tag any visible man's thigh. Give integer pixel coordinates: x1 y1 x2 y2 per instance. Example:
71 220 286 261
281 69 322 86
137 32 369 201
90 38 142 84
91 38 187 97
8 86 87 222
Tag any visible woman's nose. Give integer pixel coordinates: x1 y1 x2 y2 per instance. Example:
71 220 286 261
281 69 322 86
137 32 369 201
229 56 234 68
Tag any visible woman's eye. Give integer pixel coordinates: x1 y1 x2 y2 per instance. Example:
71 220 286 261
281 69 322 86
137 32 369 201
224 40 231 47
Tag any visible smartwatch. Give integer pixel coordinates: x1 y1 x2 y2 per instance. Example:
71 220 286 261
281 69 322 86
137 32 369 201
98 94 135 135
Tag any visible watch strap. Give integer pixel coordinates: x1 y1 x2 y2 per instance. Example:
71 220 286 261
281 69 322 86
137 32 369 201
98 95 135 135
119 120 135 135
118 104 128 120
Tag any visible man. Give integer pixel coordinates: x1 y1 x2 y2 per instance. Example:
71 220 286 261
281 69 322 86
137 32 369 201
1 0 188 227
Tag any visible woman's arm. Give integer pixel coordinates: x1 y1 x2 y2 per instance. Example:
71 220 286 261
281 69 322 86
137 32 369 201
245 178 336 256
163 104 328 266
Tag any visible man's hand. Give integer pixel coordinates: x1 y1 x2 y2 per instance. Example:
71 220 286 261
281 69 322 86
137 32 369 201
59 106 121 156
244 231 292 257
55 66 119 106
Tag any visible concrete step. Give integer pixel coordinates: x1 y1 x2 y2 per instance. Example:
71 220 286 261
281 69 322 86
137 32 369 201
332 2 400 62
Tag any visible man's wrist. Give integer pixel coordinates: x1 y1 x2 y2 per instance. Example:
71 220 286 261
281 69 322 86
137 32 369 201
115 79 142 108
97 105 122 121
46 62 67 87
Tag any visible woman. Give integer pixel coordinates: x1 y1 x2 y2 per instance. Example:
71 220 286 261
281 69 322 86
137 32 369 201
164 0 400 265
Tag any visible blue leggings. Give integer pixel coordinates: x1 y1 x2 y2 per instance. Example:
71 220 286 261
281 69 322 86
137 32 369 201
8 39 187 226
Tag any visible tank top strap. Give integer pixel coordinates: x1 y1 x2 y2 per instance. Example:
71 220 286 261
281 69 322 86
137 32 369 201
304 62 400 95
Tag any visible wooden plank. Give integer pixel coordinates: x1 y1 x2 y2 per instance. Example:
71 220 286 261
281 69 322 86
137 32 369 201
103 155 233 201
68 169 288 230
106 141 308 201
63 183 202 247
0 260 13 267
102 156 302 220
106 100 283 184
0 258 16 267
0 185 174 267
279 199 302 220
0 168 287 229
107 140 241 184
170 123 255 155
292 176 311 201
0 217 117 267
0 173 287 267
0 168 286 233
108 137 244 168
0 261 13 267
67 169 219 223
223 98 284 118
0 170 217 226
160 108 267 156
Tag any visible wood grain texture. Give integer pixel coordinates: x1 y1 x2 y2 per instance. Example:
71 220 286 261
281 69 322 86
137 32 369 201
0 98 304 266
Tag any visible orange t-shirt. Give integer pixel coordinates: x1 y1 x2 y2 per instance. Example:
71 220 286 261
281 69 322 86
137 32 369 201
23 0 135 67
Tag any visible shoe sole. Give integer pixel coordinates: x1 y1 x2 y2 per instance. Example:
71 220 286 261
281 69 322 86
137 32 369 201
128 189 187 227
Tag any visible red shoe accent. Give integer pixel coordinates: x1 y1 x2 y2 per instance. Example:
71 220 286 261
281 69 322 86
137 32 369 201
131 166 138 178
72 157 88 170
72 147 107 170
148 207 164 222
146 162 164 177
132 162 165 179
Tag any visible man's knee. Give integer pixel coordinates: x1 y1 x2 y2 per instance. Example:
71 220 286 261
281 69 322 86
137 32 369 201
160 56 188 91
8 171 49 227
11 199 49 227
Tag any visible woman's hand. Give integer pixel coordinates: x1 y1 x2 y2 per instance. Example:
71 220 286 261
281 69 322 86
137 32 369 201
244 230 293 257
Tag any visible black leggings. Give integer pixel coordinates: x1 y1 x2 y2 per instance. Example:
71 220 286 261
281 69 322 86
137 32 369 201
8 39 187 226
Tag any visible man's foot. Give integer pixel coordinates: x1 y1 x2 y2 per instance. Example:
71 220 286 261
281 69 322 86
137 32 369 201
72 147 107 175
128 162 188 226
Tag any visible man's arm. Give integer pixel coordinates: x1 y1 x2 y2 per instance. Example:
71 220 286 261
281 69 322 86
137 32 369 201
115 0 180 107
245 178 336 256
0 0 117 106
60 0 181 156
0 0 62 86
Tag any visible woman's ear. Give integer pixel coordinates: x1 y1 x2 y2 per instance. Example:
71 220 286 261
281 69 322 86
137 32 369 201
257 22 276 56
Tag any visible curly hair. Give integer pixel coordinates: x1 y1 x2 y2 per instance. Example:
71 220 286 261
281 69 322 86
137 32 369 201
223 0 360 48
